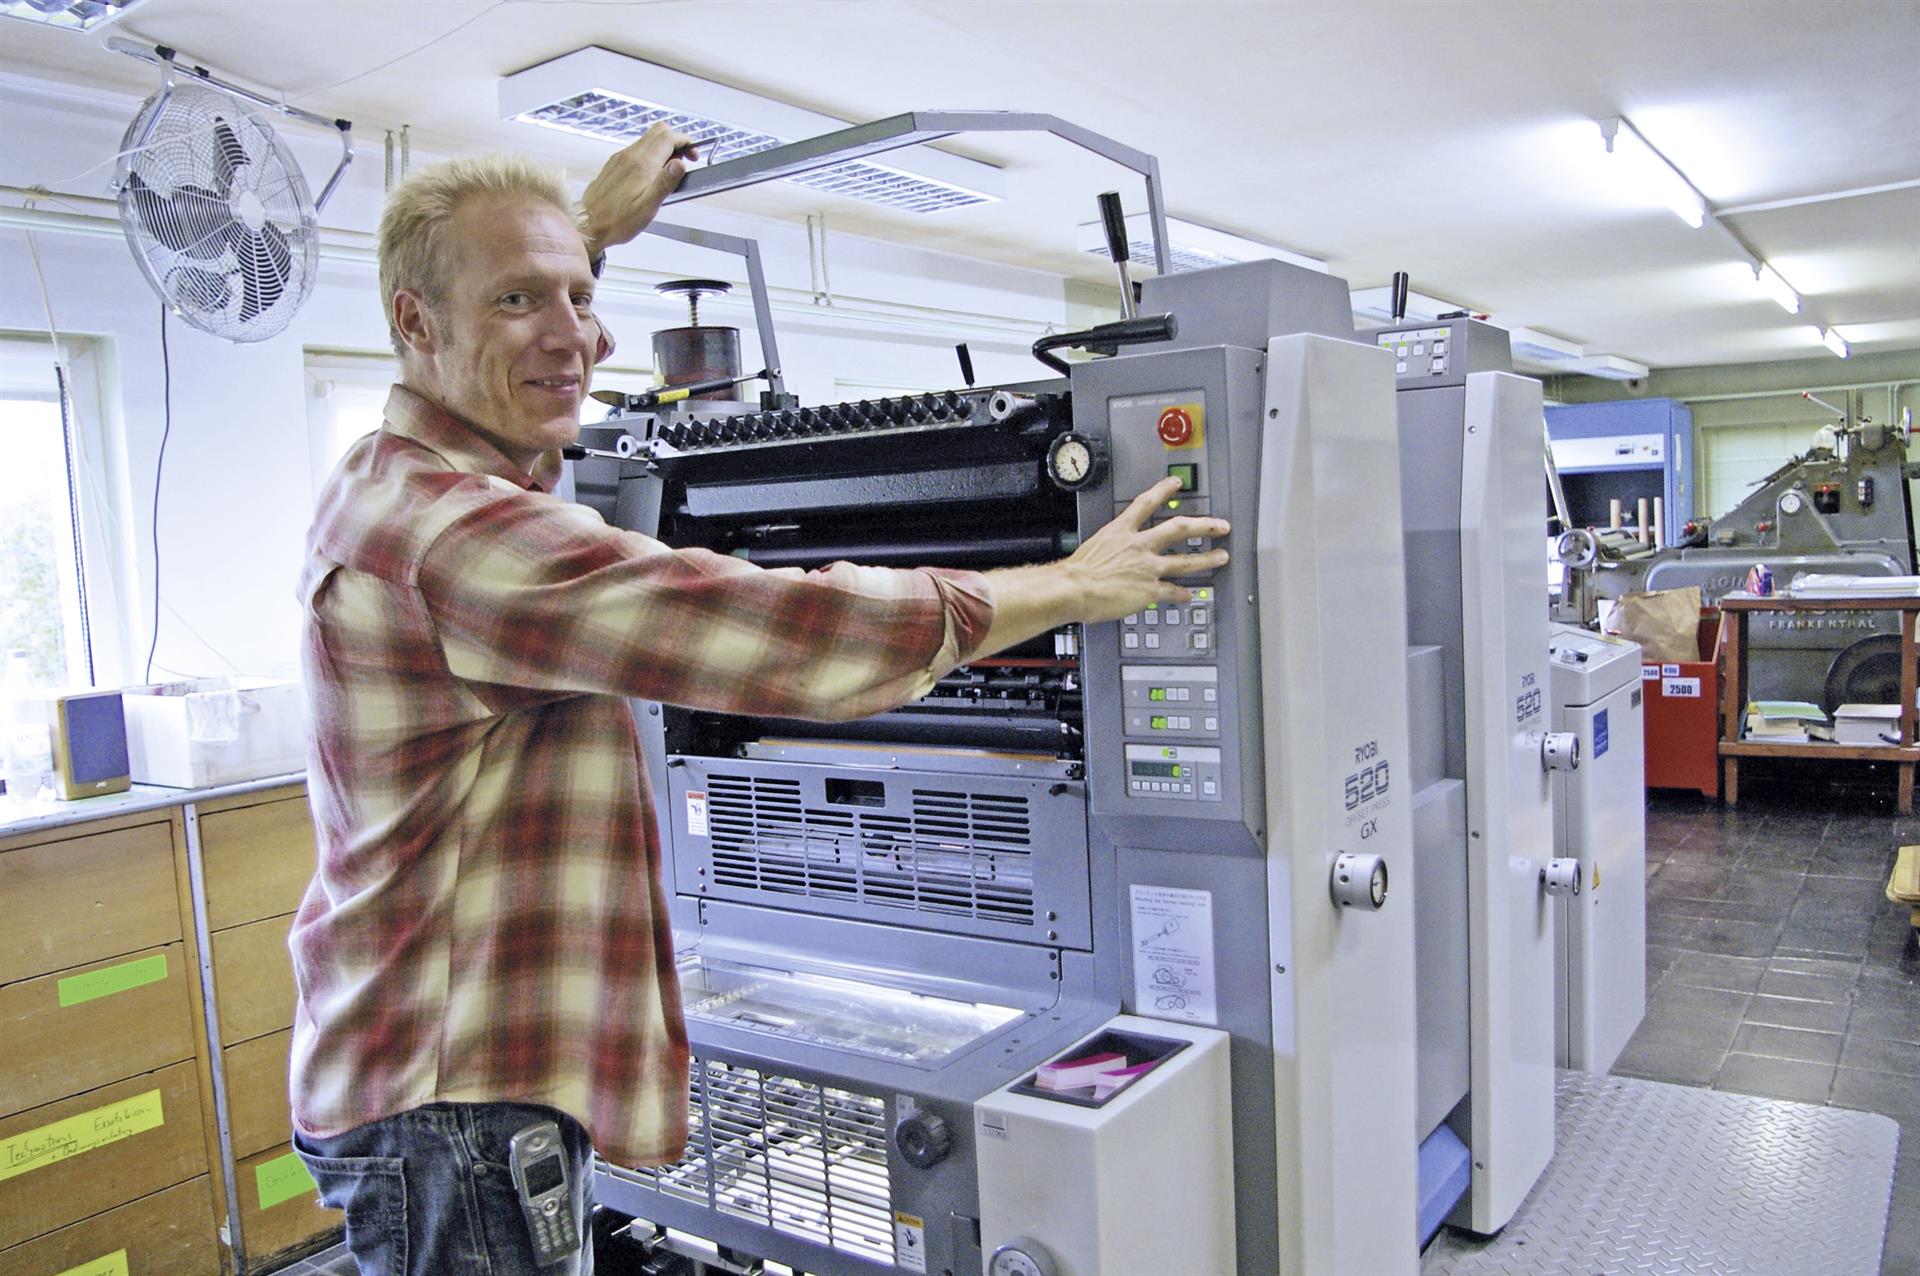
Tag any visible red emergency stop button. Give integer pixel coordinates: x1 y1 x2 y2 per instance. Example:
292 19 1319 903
1157 406 1194 447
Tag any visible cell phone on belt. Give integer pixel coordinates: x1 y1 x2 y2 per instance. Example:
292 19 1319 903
508 1121 580 1267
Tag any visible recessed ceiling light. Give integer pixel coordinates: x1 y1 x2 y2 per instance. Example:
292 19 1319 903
500 47 1004 215
1075 211 1327 274
0 0 144 31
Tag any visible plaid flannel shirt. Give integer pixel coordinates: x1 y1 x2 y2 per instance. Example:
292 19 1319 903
290 384 995 1166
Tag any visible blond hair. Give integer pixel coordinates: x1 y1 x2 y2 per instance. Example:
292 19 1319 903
376 154 580 353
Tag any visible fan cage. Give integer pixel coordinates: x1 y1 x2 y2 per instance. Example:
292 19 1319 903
116 79 318 343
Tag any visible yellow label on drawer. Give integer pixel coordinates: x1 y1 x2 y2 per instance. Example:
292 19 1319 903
0 1089 164 1183
56 1250 129 1276
256 1150 318 1210
57 953 169 1007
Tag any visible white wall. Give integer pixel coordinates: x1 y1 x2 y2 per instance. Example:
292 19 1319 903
1 73 1075 686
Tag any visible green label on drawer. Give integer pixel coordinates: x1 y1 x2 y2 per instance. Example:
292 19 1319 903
256 1150 318 1210
0 1089 164 1183
57 953 169 1007
56 1250 129 1276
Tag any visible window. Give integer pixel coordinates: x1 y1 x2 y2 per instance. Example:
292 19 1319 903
303 350 659 497
0 335 120 688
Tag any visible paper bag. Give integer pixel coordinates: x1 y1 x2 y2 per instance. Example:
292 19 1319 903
1609 587 1703 664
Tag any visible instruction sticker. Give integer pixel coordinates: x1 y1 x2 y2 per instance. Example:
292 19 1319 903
255 1150 318 1210
1662 677 1701 699
0 1089 164 1184
893 1211 928 1273
55 1253 128 1276
58 953 168 1008
686 791 709 837
1130 884 1217 1026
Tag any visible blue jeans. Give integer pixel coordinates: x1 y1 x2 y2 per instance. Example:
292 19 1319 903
294 1102 595 1275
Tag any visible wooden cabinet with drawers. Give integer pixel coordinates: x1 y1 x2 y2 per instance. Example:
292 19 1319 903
0 782 339 1275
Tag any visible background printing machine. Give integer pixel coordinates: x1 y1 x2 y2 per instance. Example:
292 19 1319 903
565 113 1642 1276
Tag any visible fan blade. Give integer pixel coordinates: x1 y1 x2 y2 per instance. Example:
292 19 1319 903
210 117 247 198
235 222 294 321
127 171 240 261
167 265 234 314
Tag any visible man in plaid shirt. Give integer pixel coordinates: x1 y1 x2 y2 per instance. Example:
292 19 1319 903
290 123 1229 1275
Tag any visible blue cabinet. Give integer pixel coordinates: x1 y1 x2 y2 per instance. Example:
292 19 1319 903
1546 398 1693 546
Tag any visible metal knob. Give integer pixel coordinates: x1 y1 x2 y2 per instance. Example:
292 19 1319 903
1542 858 1582 897
1541 733 1580 772
892 1111 952 1169
990 1239 1060 1276
1330 852 1389 911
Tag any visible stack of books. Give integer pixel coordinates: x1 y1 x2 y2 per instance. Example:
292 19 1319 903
1834 703 1904 745
1745 701 1831 743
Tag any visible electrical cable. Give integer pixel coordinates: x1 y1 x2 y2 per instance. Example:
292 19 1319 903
146 303 171 685
54 365 95 686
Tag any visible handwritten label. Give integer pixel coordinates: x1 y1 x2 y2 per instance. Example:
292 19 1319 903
256 1150 318 1210
58 953 168 1008
56 1251 129 1276
0 1090 164 1184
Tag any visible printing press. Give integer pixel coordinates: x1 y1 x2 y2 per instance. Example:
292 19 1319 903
570 113 1563 1276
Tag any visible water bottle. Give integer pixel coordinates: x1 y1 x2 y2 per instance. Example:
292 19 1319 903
2 649 54 807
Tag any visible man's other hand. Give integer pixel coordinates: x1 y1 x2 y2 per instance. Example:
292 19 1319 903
581 122 694 258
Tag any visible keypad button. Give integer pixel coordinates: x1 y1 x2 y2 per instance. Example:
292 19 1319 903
1124 632 1139 649
1144 610 1159 626
1204 687 1218 702
1164 609 1182 625
1190 632 1211 650
1192 608 1209 625
1145 633 1161 649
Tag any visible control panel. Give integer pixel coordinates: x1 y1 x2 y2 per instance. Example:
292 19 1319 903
1376 325 1453 379
1078 345 1266 849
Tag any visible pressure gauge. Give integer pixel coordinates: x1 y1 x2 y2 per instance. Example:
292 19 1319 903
1779 490 1805 515
1045 431 1106 491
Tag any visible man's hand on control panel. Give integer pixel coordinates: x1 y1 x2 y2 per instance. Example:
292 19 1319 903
978 476 1229 658
580 121 696 259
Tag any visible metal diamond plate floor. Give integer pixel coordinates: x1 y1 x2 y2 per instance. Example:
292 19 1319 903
1423 1070 1900 1276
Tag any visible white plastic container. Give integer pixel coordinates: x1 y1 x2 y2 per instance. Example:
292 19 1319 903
123 677 308 788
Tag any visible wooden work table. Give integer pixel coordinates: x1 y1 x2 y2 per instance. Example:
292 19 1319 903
1718 593 1920 813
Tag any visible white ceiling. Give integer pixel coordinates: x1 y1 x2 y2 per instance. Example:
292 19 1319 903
6 0 1919 369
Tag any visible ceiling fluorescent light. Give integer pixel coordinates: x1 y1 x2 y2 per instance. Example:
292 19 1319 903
1076 212 1327 274
1598 116 1708 229
500 47 1003 214
1570 354 1651 382
1820 327 1851 358
0 0 145 31
1350 285 1468 328
1508 326 1585 365
1755 264 1801 314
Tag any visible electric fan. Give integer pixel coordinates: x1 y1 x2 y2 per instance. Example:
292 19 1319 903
108 40 353 343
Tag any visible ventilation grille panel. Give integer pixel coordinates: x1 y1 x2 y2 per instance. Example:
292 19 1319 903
706 775 1037 925
636 1058 895 1266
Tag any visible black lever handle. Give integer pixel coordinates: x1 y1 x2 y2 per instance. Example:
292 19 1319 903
1098 191 1129 264
1032 313 1177 374
1390 271 1410 324
955 342 976 388
1097 190 1137 319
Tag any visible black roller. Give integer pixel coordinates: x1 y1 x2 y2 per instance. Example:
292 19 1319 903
1823 634 1905 717
745 711 1072 753
739 535 1059 568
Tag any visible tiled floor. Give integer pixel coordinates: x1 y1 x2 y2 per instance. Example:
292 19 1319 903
1618 771 1920 1276
270 768 1920 1276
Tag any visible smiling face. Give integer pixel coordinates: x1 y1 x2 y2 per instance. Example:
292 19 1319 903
394 192 597 471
